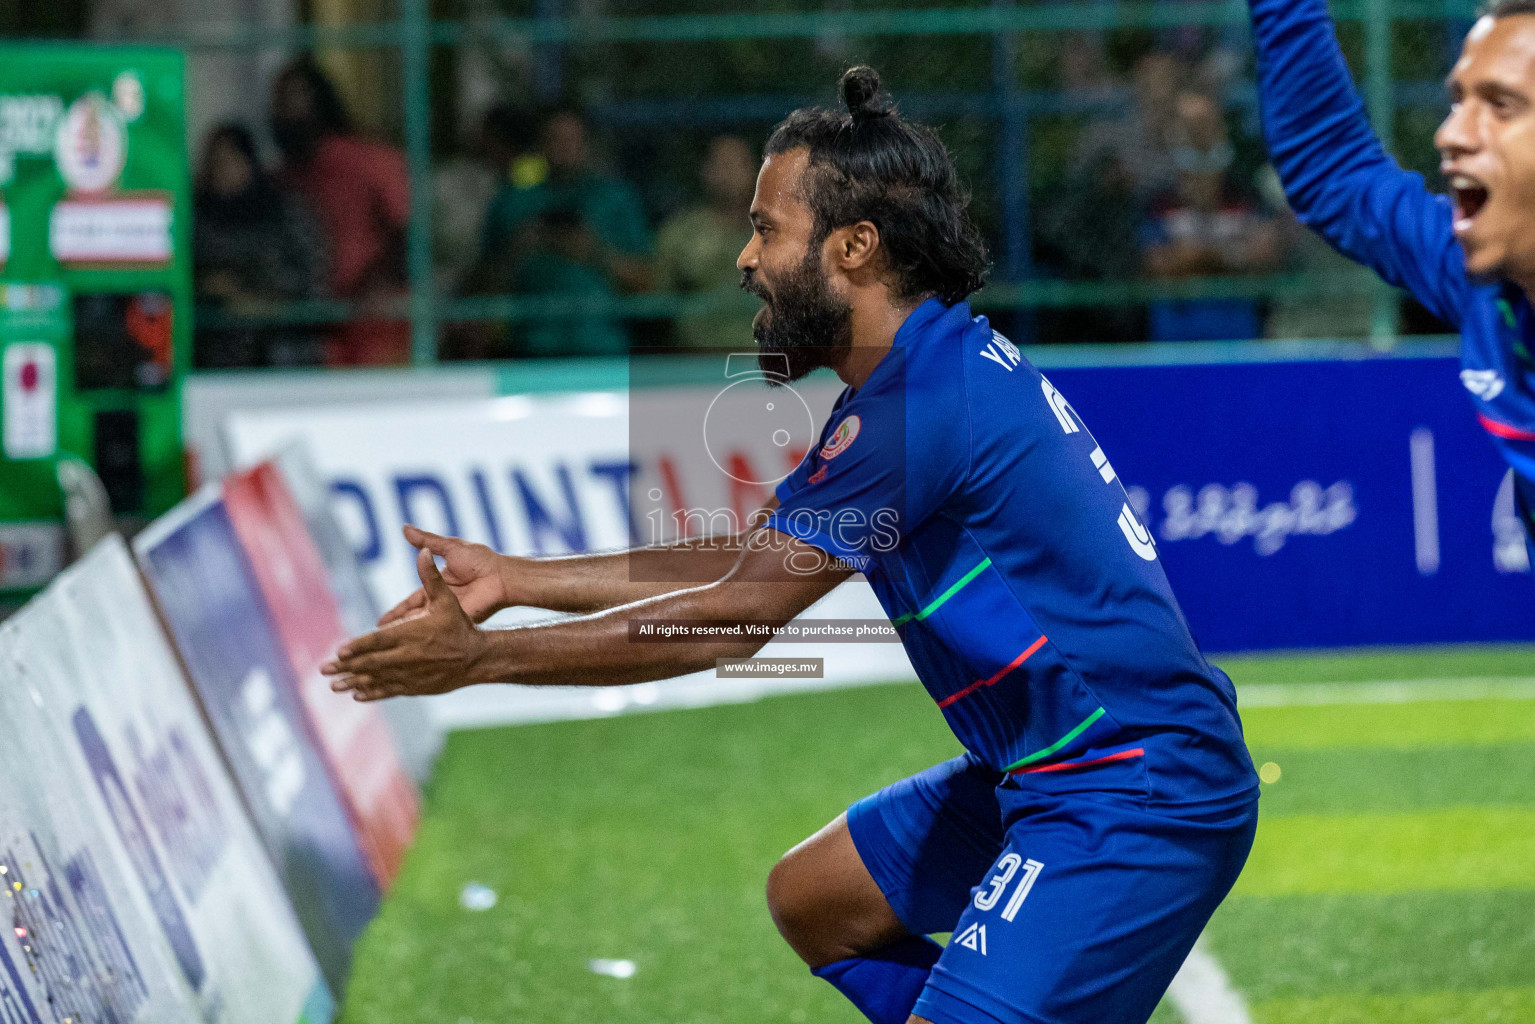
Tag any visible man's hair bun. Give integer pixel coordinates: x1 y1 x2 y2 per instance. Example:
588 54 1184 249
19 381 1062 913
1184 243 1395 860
764 63 991 306
839 66 892 119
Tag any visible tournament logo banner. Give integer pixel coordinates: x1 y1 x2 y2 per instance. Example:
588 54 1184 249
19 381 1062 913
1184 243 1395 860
224 462 420 887
18 537 335 1023
0 47 192 529
136 493 380 994
0 599 204 1023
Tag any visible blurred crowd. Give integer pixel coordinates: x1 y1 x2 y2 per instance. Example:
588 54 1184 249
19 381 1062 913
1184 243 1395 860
191 47 1389 368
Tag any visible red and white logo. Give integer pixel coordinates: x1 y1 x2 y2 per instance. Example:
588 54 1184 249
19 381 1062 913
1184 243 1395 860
819 415 861 460
4 343 56 459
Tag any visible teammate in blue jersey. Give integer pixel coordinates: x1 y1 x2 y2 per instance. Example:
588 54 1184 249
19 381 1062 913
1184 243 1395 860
1250 0 1535 537
324 67 1259 1024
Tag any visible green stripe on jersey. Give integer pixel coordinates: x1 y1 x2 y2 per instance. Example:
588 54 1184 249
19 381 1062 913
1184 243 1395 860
1003 707 1107 771
892 557 992 627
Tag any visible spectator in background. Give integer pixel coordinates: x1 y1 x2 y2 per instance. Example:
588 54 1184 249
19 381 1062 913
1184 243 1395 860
1070 50 1185 202
477 108 653 357
271 57 411 365
435 104 542 360
1039 50 1184 342
654 136 758 349
1141 91 1283 341
436 104 540 296
1256 164 1377 340
192 123 327 368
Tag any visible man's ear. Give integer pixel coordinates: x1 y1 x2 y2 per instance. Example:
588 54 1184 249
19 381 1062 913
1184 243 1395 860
829 221 881 273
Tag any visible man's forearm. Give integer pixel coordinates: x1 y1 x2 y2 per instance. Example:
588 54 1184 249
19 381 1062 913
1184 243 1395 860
509 535 752 614
325 523 848 703
469 579 781 688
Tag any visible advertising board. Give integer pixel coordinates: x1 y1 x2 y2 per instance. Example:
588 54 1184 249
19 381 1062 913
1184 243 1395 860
223 462 420 887
1047 356 1534 649
0 583 205 1022
11 538 335 1021
136 494 380 993
0 47 192 524
273 446 443 781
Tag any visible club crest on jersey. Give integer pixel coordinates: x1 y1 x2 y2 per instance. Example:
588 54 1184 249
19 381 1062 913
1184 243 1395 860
1461 368 1506 401
820 415 861 460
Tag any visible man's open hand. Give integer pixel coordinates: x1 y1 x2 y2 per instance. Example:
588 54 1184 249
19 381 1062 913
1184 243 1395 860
377 525 511 626
323 547 491 701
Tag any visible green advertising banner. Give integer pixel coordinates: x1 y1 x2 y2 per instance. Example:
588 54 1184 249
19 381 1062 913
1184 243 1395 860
0 46 190 594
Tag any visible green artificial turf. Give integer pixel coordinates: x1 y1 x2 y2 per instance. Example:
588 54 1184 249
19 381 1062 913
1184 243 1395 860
339 645 1535 1023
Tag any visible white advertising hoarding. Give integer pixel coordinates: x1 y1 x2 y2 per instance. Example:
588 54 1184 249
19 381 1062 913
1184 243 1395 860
0 597 205 1023
4 538 334 1023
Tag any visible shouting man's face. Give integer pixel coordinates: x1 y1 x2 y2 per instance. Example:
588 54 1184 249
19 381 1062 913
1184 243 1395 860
737 148 853 383
1438 14 1535 283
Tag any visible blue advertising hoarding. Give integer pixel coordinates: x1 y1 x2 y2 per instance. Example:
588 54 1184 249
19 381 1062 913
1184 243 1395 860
135 493 380 994
1048 354 1532 650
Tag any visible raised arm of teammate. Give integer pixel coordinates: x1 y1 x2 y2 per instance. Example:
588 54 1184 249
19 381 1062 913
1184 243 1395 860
1251 0 1470 324
376 498 780 625
322 524 847 701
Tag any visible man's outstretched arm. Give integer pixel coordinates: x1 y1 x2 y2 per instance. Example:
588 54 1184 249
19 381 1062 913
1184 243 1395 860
1252 0 1469 324
324 527 849 701
378 499 779 625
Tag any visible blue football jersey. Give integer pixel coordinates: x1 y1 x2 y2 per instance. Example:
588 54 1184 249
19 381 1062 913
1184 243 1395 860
765 298 1258 811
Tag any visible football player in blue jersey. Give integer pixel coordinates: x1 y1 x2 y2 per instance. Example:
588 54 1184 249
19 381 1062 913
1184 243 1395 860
1249 0 1535 542
325 66 1259 1024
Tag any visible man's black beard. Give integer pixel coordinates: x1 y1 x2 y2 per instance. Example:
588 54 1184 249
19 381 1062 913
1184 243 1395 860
743 248 853 384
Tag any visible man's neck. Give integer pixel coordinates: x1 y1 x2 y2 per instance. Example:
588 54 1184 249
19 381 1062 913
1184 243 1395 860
835 296 925 390
1510 268 1535 308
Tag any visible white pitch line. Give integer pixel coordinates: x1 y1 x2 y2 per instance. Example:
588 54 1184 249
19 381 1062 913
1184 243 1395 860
1168 938 1253 1024
1237 676 1535 707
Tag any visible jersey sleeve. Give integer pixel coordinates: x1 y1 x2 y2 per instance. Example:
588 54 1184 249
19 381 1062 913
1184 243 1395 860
1252 0 1469 326
763 362 967 572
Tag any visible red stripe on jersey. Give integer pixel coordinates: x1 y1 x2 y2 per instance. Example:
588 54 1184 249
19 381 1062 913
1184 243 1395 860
1010 747 1146 776
1478 413 1535 442
936 635 1048 709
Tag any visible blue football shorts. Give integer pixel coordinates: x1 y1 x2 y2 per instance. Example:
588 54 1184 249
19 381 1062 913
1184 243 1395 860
846 751 1258 1024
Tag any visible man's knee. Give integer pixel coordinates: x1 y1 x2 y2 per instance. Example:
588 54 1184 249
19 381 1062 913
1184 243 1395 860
765 814 907 968
765 847 821 953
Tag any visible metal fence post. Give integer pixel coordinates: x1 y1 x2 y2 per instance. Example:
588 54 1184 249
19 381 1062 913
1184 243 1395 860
403 0 437 365
992 0 1033 342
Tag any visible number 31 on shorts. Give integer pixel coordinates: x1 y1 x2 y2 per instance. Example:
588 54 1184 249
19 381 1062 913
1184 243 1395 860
973 853 1044 922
